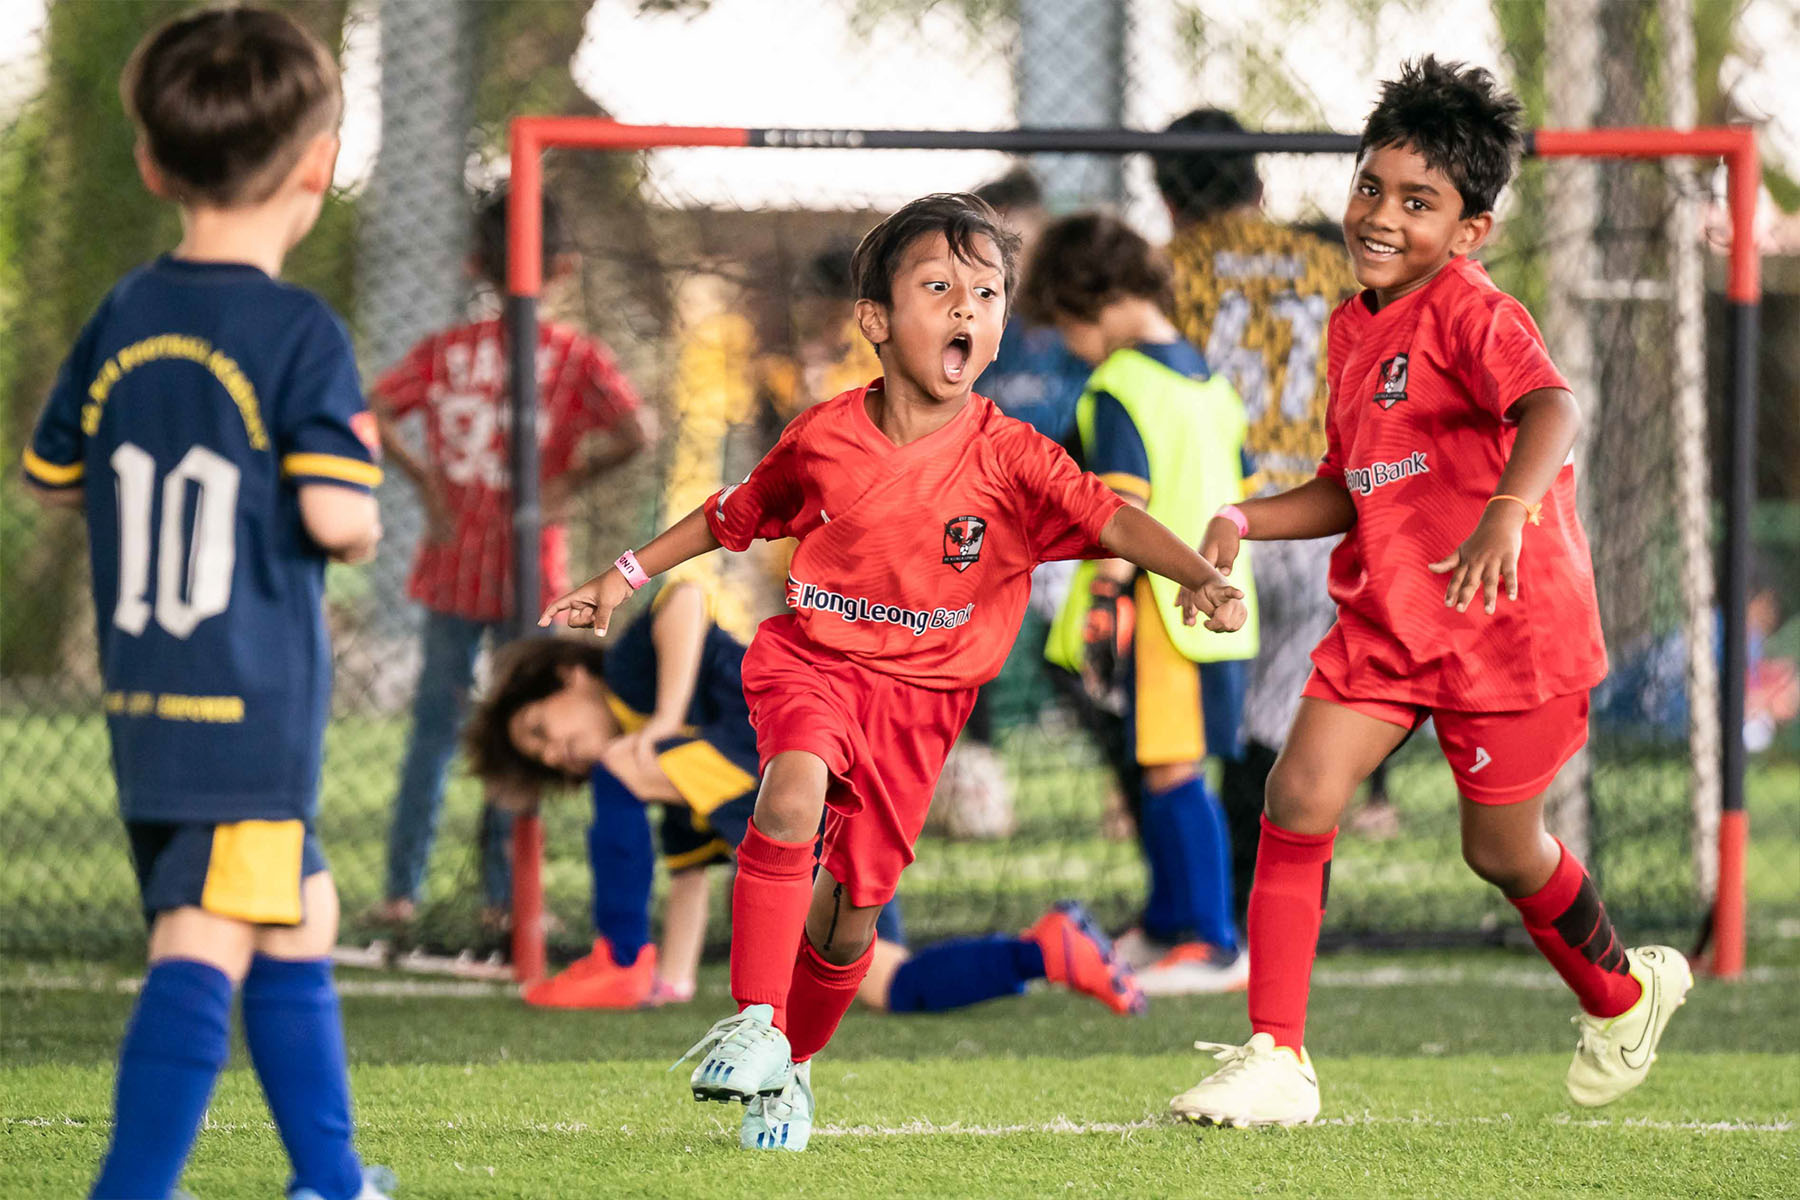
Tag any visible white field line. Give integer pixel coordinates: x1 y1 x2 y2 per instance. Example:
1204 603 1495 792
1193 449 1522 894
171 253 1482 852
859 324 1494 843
8 1113 1792 1136
811 1114 1796 1137
10 963 1800 999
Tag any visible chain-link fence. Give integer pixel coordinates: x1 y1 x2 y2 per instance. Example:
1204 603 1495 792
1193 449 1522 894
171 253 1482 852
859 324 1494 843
3 0 1796 963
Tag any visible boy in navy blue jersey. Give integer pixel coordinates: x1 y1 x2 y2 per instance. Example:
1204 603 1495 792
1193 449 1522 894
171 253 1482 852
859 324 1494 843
22 10 389 1199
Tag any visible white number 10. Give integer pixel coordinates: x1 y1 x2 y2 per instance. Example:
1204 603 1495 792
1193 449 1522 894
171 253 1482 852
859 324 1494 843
110 442 239 639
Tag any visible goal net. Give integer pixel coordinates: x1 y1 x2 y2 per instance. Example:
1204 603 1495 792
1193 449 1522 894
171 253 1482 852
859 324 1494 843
492 119 1767 969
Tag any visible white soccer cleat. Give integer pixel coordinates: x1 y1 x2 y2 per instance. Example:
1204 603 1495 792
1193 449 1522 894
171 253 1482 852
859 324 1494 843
1169 1033 1321 1127
1137 944 1250 996
1565 945 1692 1108
290 1165 397 1200
675 1003 794 1104
740 1059 814 1151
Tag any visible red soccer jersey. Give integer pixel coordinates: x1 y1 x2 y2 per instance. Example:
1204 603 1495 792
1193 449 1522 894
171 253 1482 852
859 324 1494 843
1311 256 1607 710
376 318 641 621
704 383 1125 690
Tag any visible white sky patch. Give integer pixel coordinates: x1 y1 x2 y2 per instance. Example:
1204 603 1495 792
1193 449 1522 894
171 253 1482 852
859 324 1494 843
333 0 382 192
572 0 1016 211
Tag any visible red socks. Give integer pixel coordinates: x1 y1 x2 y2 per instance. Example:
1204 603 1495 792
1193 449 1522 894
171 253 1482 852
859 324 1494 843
730 821 817 1029
1510 841 1642 1018
785 937 873 1063
1247 814 1335 1054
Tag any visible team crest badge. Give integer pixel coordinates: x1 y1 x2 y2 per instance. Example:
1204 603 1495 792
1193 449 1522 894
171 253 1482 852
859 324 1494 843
942 515 987 572
1373 354 1409 409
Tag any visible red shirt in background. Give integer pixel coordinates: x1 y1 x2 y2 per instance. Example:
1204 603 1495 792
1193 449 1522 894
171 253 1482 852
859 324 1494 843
705 383 1124 690
1311 256 1608 710
375 318 641 622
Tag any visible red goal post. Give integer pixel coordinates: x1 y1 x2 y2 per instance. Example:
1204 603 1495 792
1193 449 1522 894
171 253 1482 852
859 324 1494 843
501 118 1763 986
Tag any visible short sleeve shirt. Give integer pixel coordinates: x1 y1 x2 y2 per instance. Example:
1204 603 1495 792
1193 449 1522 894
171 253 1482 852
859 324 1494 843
703 384 1125 689
22 257 381 822
1311 256 1607 710
374 318 641 621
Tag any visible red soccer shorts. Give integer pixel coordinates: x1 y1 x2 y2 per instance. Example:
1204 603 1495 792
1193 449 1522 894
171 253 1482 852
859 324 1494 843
1301 670 1590 805
740 616 978 907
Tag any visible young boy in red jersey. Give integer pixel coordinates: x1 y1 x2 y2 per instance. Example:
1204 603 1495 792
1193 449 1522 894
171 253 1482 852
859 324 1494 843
371 189 654 932
1170 58 1692 1129
543 193 1246 1151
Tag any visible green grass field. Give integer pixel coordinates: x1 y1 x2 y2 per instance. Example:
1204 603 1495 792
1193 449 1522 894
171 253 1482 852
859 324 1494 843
4 950 1797 1197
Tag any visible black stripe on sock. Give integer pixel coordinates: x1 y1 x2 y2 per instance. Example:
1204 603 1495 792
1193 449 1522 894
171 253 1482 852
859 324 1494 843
1319 859 1332 911
1551 874 1629 974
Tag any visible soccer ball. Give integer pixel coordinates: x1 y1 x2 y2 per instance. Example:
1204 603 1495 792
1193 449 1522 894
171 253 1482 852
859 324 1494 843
926 738 1017 840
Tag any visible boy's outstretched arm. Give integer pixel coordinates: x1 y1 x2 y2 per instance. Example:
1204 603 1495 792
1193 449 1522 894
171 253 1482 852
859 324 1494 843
539 506 721 636
622 581 709 769
1099 505 1247 632
26 481 85 509
1198 477 1357 576
1428 386 1581 614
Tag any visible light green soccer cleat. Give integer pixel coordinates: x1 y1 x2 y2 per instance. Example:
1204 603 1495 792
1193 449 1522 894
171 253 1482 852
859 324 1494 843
1168 1032 1321 1128
741 1059 814 1151
1566 945 1693 1107
673 1003 794 1104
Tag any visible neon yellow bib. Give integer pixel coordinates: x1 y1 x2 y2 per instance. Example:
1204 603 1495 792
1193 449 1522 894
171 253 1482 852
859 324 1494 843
1047 347 1259 669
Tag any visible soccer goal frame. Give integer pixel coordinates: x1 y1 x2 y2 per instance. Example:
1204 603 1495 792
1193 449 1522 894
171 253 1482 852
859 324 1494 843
500 118 1763 987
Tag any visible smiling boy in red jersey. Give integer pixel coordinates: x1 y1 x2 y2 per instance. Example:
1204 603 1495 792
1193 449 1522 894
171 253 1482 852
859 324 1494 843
543 193 1246 1151
1169 58 1692 1129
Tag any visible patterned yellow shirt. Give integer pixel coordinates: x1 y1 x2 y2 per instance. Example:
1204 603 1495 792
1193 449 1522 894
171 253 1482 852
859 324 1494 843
1167 213 1357 494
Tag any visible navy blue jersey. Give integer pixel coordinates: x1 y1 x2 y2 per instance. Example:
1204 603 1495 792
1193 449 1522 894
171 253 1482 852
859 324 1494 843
602 603 749 732
24 257 380 823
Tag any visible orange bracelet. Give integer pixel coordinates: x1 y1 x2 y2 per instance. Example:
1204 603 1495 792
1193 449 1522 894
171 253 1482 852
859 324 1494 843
1487 494 1542 525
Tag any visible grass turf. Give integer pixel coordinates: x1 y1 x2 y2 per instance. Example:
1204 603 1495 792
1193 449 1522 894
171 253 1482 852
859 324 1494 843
4 952 1797 1197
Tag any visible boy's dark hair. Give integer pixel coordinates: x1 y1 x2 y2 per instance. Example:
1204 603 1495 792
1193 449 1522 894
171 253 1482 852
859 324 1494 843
464 636 608 790
973 167 1044 214
851 193 1021 315
796 240 859 301
474 186 570 290
1016 212 1173 325
1152 109 1263 224
122 6 342 207
1358 56 1524 217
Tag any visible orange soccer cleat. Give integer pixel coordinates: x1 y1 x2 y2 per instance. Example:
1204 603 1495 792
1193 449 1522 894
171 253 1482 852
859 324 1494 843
522 938 657 1009
1025 901 1147 1016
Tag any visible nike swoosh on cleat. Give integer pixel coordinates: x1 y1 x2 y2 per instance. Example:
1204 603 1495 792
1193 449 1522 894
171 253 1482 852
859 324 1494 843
1619 965 1661 1070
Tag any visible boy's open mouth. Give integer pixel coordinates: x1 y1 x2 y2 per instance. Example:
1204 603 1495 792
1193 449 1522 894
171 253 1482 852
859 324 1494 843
943 332 972 382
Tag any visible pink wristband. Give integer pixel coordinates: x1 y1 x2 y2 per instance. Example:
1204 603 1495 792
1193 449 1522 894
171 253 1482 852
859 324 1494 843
1216 504 1249 538
614 550 649 591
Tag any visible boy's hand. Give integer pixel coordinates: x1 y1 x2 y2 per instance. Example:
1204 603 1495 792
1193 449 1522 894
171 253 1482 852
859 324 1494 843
540 474 573 525
421 476 453 542
1429 506 1524 615
1198 515 1243 577
1175 577 1247 631
540 567 635 636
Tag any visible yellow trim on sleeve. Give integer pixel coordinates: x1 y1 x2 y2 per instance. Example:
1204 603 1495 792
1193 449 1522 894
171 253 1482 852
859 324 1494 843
658 740 757 820
1098 472 1151 500
664 837 733 871
201 820 306 925
281 453 383 488
605 692 650 734
22 448 83 486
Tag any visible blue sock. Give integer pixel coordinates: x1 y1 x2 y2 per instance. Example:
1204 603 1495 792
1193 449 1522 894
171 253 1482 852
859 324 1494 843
1139 776 1239 953
588 765 653 966
240 956 363 1200
1137 788 1190 942
91 959 232 1200
886 936 1046 1013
